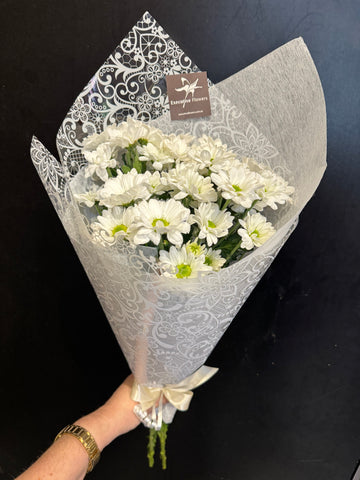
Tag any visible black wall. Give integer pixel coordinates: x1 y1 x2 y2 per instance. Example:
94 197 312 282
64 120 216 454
1 1 359 479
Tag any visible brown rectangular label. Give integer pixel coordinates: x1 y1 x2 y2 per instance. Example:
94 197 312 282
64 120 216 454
166 71 211 121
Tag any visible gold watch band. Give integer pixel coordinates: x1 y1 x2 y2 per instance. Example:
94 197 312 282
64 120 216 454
55 424 101 473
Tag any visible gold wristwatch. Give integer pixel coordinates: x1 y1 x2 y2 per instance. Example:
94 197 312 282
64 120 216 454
55 424 101 473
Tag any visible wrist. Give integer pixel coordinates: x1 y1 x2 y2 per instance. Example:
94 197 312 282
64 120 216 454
75 375 140 451
75 406 117 451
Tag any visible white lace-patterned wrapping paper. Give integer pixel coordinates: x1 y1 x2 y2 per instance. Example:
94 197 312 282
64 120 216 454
31 12 326 387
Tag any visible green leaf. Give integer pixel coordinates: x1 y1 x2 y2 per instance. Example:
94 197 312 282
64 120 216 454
132 153 142 173
106 167 117 178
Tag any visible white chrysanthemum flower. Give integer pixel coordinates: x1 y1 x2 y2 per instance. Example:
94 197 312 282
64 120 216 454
189 135 238 172
164 164 218 203
162 133 194 161
159 246 212 279
92 206 138 243
132 198 191 247
82 130 110 152
99 169 151 207
185 241 206 257
237 212 275 250
192 203 234 246
107 118 163 149
241 156 267 173
84 143 117 182
211 166 263 208
74 186 100 208
255 169 295 211
146 171 169 196
204 248 226 271
137 142 174 171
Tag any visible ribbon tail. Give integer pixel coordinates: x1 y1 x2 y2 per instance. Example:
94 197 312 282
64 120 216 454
157 392 164 430
169 365 219 392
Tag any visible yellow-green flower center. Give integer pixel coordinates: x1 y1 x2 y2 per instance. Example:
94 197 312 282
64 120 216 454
112 224 128 236
251 229 260 237
152 217 170 227
188 243 202 255
176 263 192 278
204 256 212 266
208 220 216 228
232 184 242 192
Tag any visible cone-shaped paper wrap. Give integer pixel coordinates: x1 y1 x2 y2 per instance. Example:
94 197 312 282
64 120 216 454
31 13 326 393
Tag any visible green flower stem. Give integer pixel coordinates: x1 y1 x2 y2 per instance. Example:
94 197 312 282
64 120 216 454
94 202 102 216
221 198 231 210
147 428 157 468
239 199 259 219
146 423 169 470
158 422 168 470
132 150 142 173
158 236 164 253
106 167 114 178
216 200 260 250
224 240 247 266
227 221 240 237
124 148 132 168
216 222 239 249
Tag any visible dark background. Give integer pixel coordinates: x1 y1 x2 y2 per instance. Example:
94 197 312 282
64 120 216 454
1 1 359 479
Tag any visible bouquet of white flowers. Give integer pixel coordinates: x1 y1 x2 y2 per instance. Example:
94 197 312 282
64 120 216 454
74 117 294 274
30 12 326 468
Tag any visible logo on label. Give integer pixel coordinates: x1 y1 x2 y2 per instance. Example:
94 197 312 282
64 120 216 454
175 77 203 108
166 71 211 121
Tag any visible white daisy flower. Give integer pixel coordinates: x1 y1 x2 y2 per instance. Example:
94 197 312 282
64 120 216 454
189 135 238 172
211 166 263 208
146 171 169 196
99 168 151 207
204 248 226 271
74 186 100 208
242 156 269 172
132 198 191 247
107 118 163 149
164 164 218 203
192 203 234 246
237 212 275 250
101 124 126 151
162 133 194 161
92 206 138 243
84 143 117 182
159 246 212 279
82 130 110 152
255 169 295 211
137 142 174 171
185 241 206 257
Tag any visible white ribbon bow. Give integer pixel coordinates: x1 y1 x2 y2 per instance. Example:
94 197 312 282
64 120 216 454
131 365 218 430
